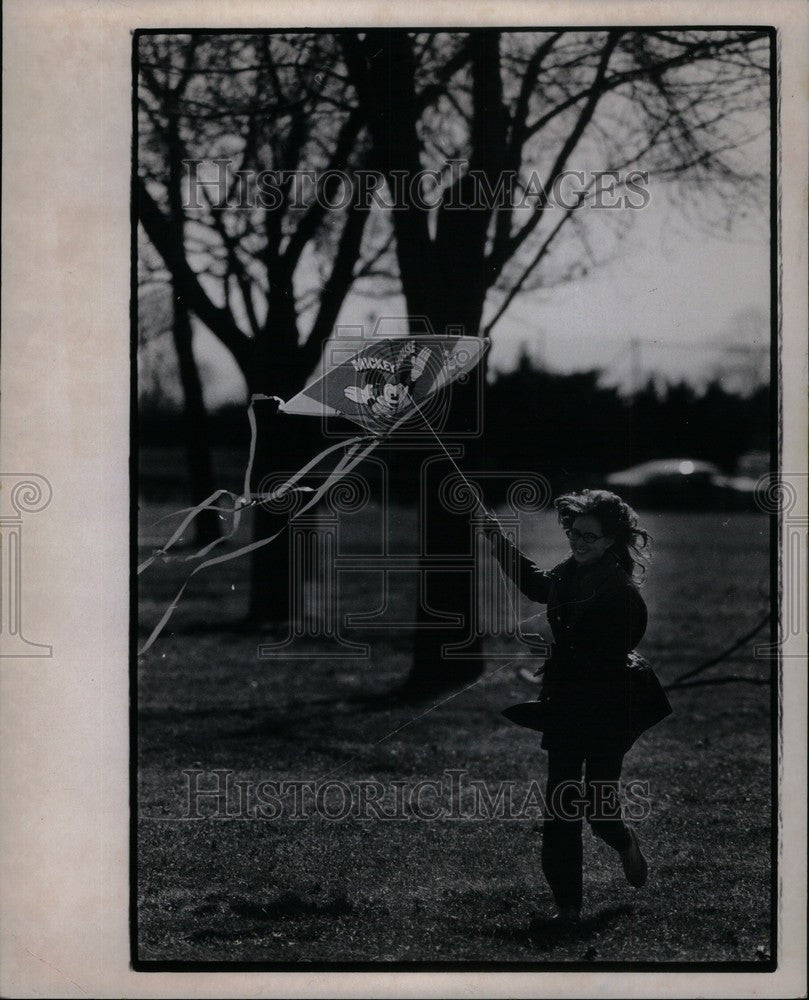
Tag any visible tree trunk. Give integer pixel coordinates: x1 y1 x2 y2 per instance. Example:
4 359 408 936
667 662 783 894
401 297 489 701
172 290 221 545
246 405 315 624
246 311 313 625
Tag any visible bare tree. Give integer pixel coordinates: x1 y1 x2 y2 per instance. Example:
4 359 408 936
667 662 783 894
342 29 769 335
339 28 769 696
137 33 382 621
138 29 770 695
137 245 221 544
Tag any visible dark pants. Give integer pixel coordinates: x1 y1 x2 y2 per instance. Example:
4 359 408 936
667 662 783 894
542 749 632 911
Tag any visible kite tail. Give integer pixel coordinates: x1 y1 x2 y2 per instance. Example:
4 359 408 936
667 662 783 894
137 431 380 657
137 489 238 575
138 393 369 575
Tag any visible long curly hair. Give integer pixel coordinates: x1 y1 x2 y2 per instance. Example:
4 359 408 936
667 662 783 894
554 489 652 581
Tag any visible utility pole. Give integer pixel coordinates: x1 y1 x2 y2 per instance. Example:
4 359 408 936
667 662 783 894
630 337 642 396
722 343 768 395
536 328 547 370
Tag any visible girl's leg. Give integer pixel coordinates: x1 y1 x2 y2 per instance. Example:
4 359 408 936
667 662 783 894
584 753 631 851
585 753 647 887
542 749 586 913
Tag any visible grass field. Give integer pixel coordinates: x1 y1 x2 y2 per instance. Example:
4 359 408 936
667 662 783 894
137 485 772 966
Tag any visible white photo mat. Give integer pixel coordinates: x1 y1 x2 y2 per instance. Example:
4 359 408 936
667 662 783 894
1 1 806 996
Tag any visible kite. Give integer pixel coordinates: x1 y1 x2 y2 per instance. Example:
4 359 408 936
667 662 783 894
138 335 489 655
280 334 486 431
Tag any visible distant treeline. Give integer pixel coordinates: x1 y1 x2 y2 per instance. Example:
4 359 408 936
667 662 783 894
482 357 769 476
139 357 769 498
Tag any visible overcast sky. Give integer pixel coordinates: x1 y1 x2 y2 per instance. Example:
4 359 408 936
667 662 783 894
189 179 769 408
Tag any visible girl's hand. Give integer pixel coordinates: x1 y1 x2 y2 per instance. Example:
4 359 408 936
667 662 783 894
521 632 549 655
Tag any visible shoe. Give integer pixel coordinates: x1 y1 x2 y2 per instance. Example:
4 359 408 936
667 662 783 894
552 905 581 925
528 906 580 936
619 828 648 887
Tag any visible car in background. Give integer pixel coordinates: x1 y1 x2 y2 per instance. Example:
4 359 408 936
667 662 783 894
736 450 770 479
603 458 761 510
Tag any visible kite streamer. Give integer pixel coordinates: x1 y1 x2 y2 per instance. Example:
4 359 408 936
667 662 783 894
137 434 367 574
138 432 380 656
138 335 490 656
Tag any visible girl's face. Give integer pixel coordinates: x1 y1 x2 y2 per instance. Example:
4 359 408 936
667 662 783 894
567 514 614 565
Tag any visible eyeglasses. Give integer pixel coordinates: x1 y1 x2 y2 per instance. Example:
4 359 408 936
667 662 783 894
565 528 604 544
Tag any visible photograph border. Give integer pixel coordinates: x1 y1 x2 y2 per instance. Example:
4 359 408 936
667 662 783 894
130 22 779 976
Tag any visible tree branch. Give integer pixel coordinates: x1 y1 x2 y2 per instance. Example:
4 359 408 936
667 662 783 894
492 31 623 276
298 200 372 374
137 178 254 378
282 105 365 269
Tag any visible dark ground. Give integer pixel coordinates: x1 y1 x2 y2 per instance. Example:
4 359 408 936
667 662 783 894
137 482 772 965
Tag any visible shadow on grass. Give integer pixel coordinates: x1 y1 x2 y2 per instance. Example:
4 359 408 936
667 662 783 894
138 618 490 709
183 889 354 946
531 903 634 945
481 903 635 953
228 889 353 920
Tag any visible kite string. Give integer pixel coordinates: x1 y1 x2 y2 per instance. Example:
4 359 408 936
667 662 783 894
407 393 531 645
315 653 525 783
407 394 491 517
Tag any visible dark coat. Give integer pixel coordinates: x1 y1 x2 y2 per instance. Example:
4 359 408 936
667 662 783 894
494 537 654 754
